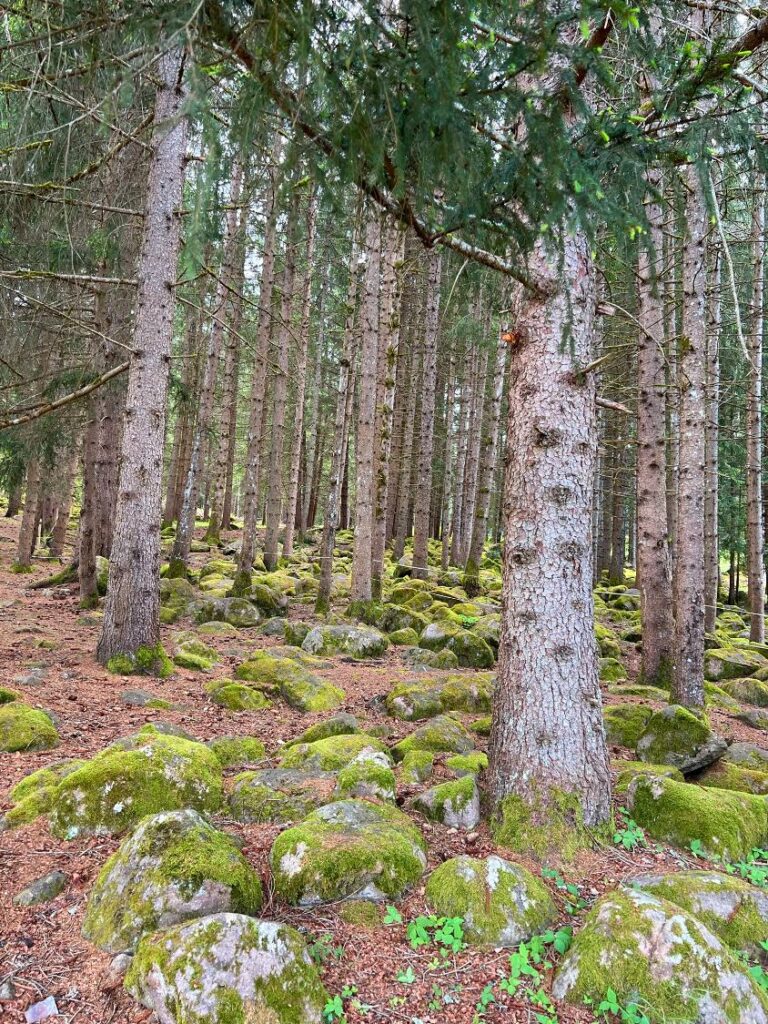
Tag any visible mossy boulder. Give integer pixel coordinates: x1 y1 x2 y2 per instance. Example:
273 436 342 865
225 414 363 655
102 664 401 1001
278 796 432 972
627 773 768 860
445 752 488 777
418 622 459 651
399 750 434 784
603 704 652 748
411 776 480 829
705 648 766 682
196 621 240 638
632 870 768 959
159 577 197 619
738 709 768 730
271 799 426 905
338 901 381 927
607 683 669 700
635 705 727 774
335 752 396 802
0 701 58 752
284 621 311 647
301 624 389 659
552 886 768 1023
208 681 272 711
389 627 419 646
472 615 500 653
125 913 328 1024
206 736 266 767
377 603 428 635
426 856 557 947
235 652 344 712
280 734 390 772
722 677 768 707
106 643 174 679
83 809 262 952
391 714 474 761
48 732 223 839
0 686 21 704
283 713 359 749
386 673 493 721
595 622 621 659
173 636 219 672
401 647 460 671
471 716 492 736
724 742 768 771
250 582 285 618
698 759 768 796
445 631 494 668
4 759 86 828
194 597 260 630
229 769 336 823
599 657 627 682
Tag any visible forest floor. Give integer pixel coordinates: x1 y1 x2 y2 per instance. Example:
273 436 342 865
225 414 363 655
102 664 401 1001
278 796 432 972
0 513 762 1024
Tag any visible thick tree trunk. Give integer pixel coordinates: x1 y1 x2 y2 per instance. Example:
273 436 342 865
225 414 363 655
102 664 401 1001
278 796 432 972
450 353 471 566
5 483 21 518
97 48 187 666
16 459 42 568
704 251 721 635
747 186 765 642
636 174 675 686
50 446 78 558
672 165 708 707
461 332 489 565
487 228 611 850
350 211 382 602
411 248 441 580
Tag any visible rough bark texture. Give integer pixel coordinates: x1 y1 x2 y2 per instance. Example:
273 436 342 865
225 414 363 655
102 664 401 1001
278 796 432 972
16 459 41 568
97 48 187 664
350 211 382 601
487 228 611 845
672 163 708 708
411 247 441 580
704 252 721 635
636 173 675 686
747 187 765 643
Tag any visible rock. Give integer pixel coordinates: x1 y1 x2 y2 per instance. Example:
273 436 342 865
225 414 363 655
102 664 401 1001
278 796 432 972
401 647 459 670
0 686 20 703
445 752 488 777
235 652 344 712
721 678 768 707
159 577 197 620
14 870 67 906
725 742 768 771
391 714 474 761
83 810 261 952
737 709 768 730
196 621 241 637
0 979 15 1001
120 689 171 709
24 996 58 1023
283 713 359 748
302 624 389 659
388 627 420 646
334 751 396 802
411 777 480 829
206 736 266 767
626 773 768 860
280 733 391 772
613 760 684 794
48 732 223 839
338 901 381 927
172 636 219 672
603 704 652 748
444 631 495 668
698 759 768 796
229 768 336 823
399 750 434 783
552 886 768 1023
599 657 627 682
105 644 174 679
284 620 311 646
125 913 328 1024
377 603 428 635
418 622 459 652
608 684 669 700
632 870 768 958
194 597 260 629
0 702 58 752
4 760 87 828
705 648 766 682
207 681 272 711
386 673 493 721
425 856 557 947
271 799 426 905
635 705 727 774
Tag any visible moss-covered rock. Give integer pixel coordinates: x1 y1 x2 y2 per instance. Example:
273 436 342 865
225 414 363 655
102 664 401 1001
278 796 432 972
705 648 766 682
196 621 241 638
271 799 426 905
388 627 419 646
552 886 768 1023
160 577 197 621
208 681 272 711
335 752 396 802
4 759 87 828
0 686 21 704
425 856 557 947
446 631 495 668
445 752 488 777
0 701 58 752
106 643 174 679
284 621 311 647
386 673 493 721
724 742 768 771
722 678 768 707
627 773 768 860
391 714 474 761
418 622 459 652
206 736 266 767
635 704 727 774
399 750 434 784
599 657 627 682
471 716 492 736
632 870 768 959
338 900 381 927
83 809 262 952
377 603 428 636
401 647 460 670
173 636 219 672
698 759 768 796
738 709 768 730
125 913 328 1024
229 768 336 823
235 652 344 712
280 734 390 772
301 624 389 659
603 704 652 748
613 760 684 794
195 597 260 630
607 683 669 700
48 732 223 839
595 622 621 659
411 776 480 829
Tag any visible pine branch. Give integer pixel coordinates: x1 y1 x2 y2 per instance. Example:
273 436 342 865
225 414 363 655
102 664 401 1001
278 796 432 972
0 362 129 431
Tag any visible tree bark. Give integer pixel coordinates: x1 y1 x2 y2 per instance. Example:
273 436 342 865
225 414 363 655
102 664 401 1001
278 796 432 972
704 250 721 635
97 48 187 666
16 459 41 568
747 184 766 642
487 227 611 848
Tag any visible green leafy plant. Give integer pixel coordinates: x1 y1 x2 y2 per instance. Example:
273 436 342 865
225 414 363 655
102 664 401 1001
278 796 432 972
322 995 346 1023
404 914 465 953
613 807 645 851
397 966 416 985
542 866 588 913
596 988 651 1024
308 932 345 966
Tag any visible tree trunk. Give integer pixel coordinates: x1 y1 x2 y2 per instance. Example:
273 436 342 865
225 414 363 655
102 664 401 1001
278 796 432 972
411 248 441 580
392 334 419 562
704 251 721 635
450 350 471 566
487 228 611 851
461 330 489 565
672 163 708 708
97 48 187 667
50 445 79 558
440 353 455 570
16 459 42 568
636 172 675 686
747 184 765 642
301 272 327 533
350 210 382 603
5 483 21 518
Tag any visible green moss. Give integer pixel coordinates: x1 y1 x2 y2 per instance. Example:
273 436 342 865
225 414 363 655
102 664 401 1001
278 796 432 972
386 673 493 721
284 621 311 646
698 759 768 796
705 648 766 682
0 702 58 752
607 683 669 700
599 657 627 682
209 683 272 711
207 736 266 767
0 687 20 704
491 785 608 860
389 627 419 646
280 733 389 772
335 758 396 801
471 716 492 736
338 900 382 927
399 750 434 784
445 752 488 776
721 677 768 707
412 776 479 827
391 714 474 761
603 704 652 748
106 643 173 679
10 563 34 574
635 704 721 769
229 769 334 823
234 652 344 712
627 774 768 860
425 855 557 946
196 621 240 637
613 760 684 794
283 713 359 748
83 810 262 951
